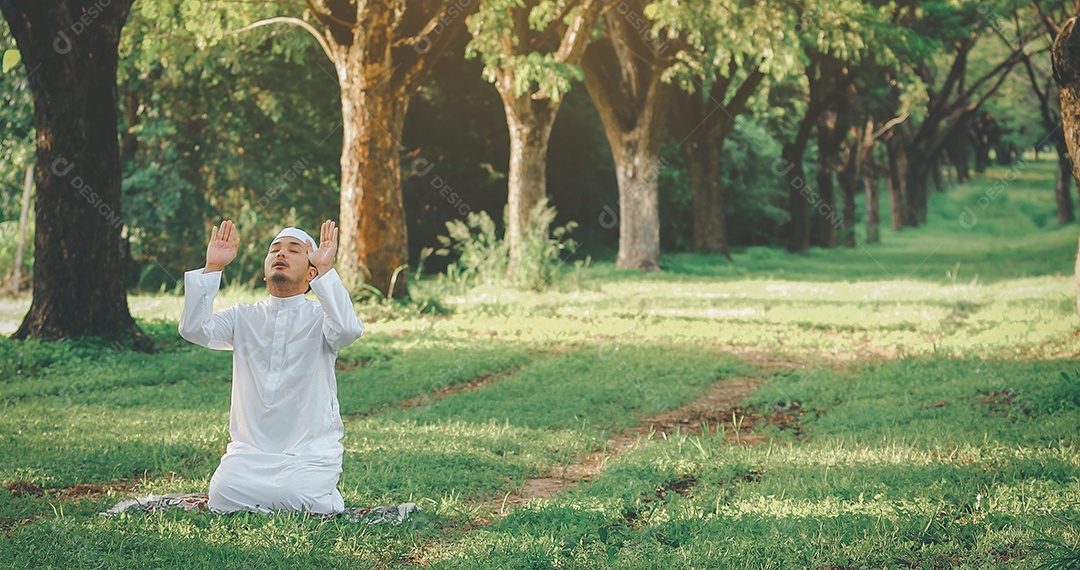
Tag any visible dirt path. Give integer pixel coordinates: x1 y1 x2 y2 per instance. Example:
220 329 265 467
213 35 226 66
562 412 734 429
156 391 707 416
491 376 764 515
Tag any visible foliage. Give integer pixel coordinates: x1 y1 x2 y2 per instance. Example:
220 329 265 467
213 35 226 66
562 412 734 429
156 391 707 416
115 1 342 291
722 117 790 246
0 17 34 224
466 0 589 101
427 200 579 293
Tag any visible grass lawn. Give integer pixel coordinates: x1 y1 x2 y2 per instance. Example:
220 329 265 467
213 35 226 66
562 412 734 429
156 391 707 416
1 159 1079 568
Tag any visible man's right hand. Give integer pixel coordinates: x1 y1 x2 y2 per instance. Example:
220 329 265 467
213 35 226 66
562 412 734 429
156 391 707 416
205 220 239 273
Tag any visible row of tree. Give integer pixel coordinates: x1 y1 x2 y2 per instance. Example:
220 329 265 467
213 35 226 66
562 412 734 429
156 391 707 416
0 0 1075 345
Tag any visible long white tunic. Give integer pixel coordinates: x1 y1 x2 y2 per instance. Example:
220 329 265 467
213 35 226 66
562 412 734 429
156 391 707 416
178 268 364 514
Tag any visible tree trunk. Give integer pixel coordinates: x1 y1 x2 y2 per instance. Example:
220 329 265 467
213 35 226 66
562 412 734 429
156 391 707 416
499 89 559 279
295 0 476 299
931 155 946 192
1 0 147 347
608 114 666 271
1057 148 1075 224
337 55 411 299
1050 13 1080 317
695 135 731 257
885 132 908 232
672 67 763 259
905 157 929 226
782 141 812 253
581 2 671 271
814 110 844 249
680 116 732 259
837 128 860 249
814 163 837 248
863 162 881 244
945 134 970 183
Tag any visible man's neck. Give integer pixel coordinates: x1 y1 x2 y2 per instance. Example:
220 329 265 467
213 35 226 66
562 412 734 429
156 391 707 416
267 284 307 298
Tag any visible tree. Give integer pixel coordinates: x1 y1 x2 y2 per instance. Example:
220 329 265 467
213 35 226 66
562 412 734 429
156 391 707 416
896 1 1029 226
651 0 795 258
467 0 602 279
219 0 478 298
1051 6 1080 317
0 0 149 347
781 49 855 253
1023 0 1079 224
581 0 674 271
775 0 890 253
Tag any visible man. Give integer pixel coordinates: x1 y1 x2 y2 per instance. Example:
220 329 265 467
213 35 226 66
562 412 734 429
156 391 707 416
179 219 364 514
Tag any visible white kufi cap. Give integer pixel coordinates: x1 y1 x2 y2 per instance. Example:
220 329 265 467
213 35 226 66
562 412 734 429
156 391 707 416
271 227 317 252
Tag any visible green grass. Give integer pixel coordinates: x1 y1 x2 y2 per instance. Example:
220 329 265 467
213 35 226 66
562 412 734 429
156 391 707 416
2 159 1079 568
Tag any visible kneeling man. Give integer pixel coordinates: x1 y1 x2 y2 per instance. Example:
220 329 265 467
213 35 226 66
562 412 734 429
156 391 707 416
179 219 364 514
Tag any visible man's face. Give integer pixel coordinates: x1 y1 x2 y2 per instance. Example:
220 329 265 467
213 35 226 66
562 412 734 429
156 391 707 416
264 237 314 287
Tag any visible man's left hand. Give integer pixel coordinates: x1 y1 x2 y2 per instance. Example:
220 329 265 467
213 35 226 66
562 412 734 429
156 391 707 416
308 219 338 275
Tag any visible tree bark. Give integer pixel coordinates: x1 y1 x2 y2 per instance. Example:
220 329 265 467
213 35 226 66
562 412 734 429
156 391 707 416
837 126 861 249
885 129 909 232
783 52 853 253
693 133 730 257
1 0 148 347
783 139 812 253
672 66 763 259
1057 148 1075 224
814 109 847 249
500 92 558 277
582 1 671 271
337 57 411 298
1051 12 1080 317
905 156 930 226
863 164 881 244
300 0 477 298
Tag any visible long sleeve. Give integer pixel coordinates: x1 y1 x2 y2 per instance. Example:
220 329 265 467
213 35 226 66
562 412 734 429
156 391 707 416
178 269 236 350
309 268 364 351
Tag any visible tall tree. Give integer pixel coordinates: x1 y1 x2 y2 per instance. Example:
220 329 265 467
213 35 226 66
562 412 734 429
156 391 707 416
783 51 855 252
468 0 602 279
1025 0 1079 224
0 0 148 347
651 0 794 258
1050 6 1080 316
581 0 673 271
897 1 1029 226
778 0 893 253
223 0 478 298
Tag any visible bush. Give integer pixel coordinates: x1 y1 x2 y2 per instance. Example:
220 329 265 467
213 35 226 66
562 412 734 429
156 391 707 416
423 199 578 293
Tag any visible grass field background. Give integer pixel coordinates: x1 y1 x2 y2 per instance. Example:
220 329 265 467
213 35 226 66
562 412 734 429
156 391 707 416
1 159 1079 568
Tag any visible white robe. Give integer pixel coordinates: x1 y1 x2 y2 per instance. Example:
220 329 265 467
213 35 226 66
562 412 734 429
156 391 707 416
178 268 364 514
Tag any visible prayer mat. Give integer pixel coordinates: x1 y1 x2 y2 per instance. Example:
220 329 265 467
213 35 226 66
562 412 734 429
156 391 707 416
101 493 417 525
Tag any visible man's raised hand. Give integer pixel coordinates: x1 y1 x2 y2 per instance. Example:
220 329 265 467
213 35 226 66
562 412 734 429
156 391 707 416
307 220 338 275
205 220 240 273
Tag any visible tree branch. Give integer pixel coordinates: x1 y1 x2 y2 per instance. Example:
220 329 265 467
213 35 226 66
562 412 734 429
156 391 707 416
553 0 602 64
870 113 909 141
225 16 335 63
394 0 480 94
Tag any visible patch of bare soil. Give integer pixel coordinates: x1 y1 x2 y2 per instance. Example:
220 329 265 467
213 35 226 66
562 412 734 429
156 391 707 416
4 477 143 500
1 478 144 532
397 367 522 410
977 388 1030 417
493 376 765 515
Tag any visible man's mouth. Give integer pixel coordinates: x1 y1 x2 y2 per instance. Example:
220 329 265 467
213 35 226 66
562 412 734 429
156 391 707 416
273 261 287 269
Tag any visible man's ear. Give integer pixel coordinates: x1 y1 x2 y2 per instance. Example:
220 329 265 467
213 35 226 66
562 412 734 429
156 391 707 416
307 265 318 282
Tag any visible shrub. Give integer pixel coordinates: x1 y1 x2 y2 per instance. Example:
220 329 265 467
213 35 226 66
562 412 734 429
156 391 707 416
424 199 578 293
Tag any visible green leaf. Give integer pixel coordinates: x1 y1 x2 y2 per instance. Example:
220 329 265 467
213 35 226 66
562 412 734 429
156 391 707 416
2 49 21 74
